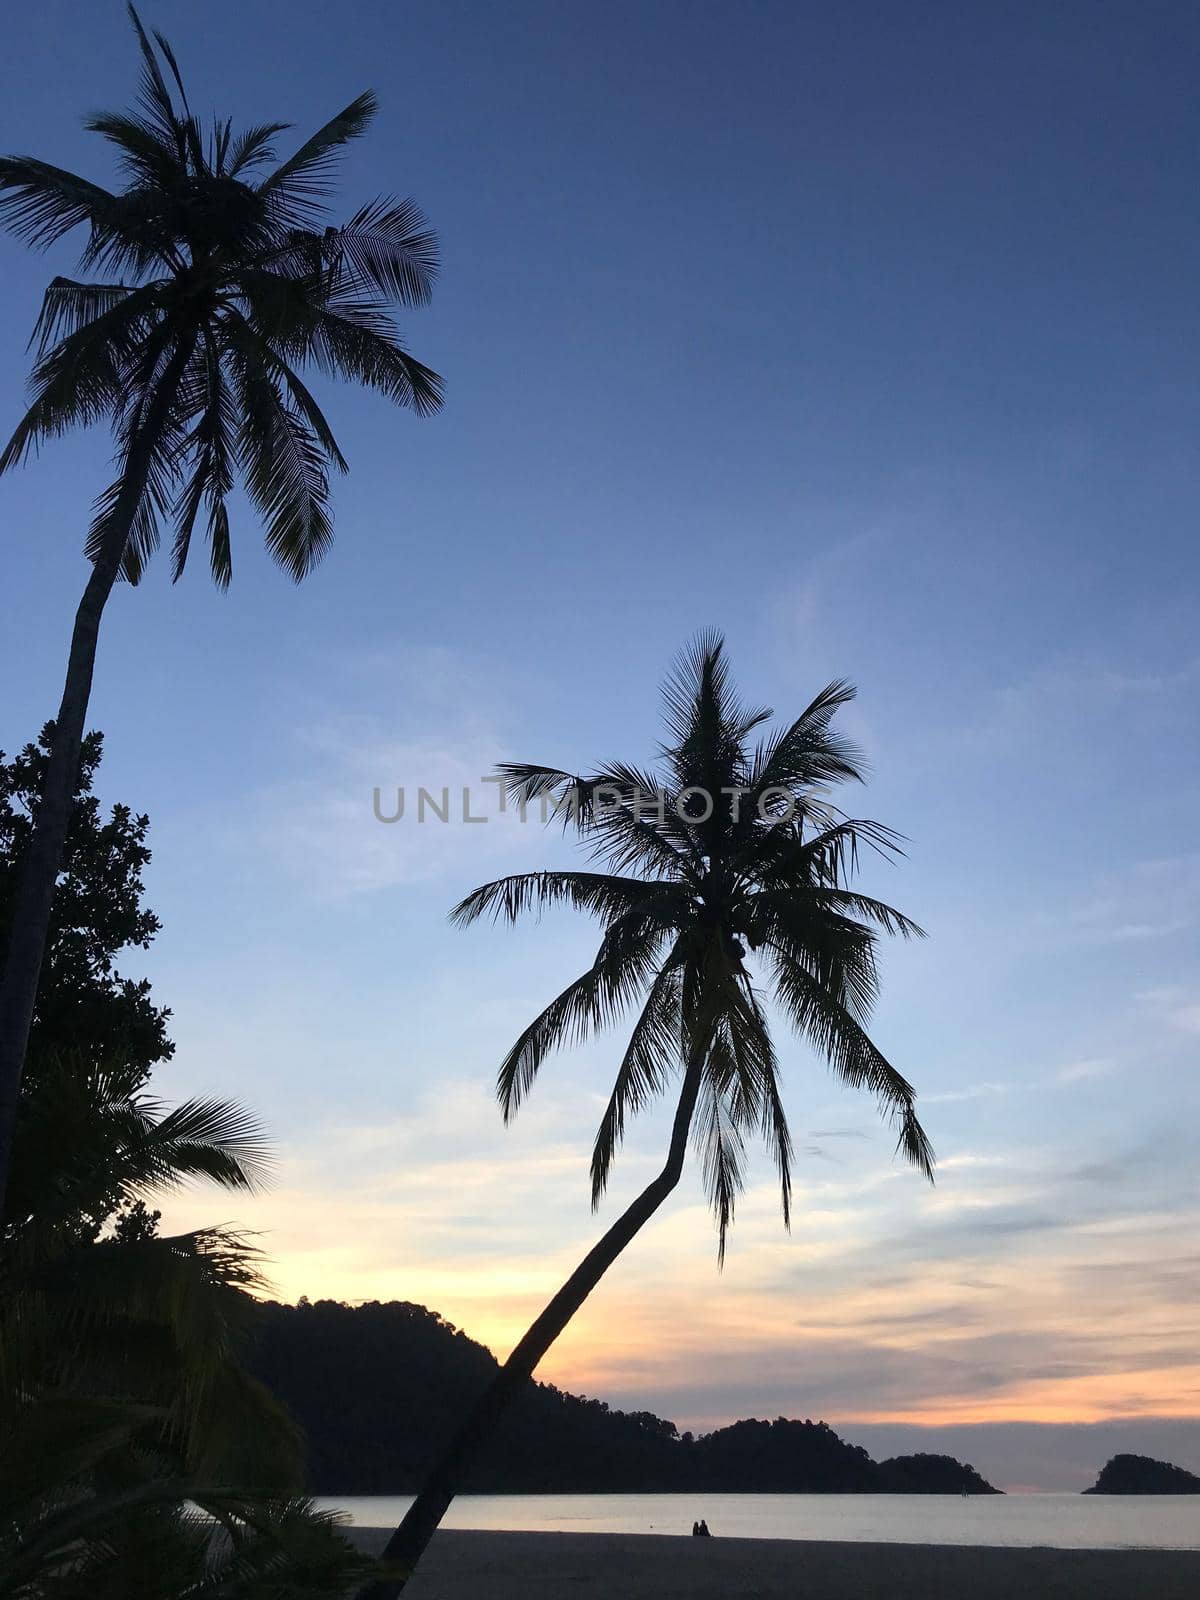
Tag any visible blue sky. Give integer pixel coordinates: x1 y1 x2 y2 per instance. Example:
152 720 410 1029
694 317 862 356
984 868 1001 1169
1 1 1198 1488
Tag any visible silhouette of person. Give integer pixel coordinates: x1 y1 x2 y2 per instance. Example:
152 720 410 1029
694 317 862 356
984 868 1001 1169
697 1519 712 1537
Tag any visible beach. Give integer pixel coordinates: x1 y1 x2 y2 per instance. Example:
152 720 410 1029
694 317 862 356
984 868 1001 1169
350 1528 1200 1598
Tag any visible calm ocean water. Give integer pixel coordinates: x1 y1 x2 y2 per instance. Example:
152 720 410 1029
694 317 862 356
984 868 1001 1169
318 1492 1200 1550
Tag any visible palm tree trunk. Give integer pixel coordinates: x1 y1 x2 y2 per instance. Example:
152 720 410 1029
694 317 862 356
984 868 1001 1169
0 339 194 1214
355 1049 706 1600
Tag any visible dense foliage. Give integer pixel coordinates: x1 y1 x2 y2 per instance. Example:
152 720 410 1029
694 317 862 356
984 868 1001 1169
0 729 375 1596
0 727 172 1089
0 1058 377 1597
248 1298 997 1495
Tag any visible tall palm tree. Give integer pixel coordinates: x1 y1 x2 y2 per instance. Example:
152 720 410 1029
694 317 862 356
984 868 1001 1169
0 7 442 1207
359 635 934 1597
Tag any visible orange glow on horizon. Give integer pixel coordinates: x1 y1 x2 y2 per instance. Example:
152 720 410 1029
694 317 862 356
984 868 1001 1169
158 1125 1200 1436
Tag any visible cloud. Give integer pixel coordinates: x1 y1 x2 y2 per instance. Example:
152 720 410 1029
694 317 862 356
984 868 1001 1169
1054 1059 1114 1085
1136 987 1200 1036
147 632 1200 1480
157 1074 1200 1464
977 658 1200 750
924 1082 1011 1105
238 646 560 897
1056 858 1200 948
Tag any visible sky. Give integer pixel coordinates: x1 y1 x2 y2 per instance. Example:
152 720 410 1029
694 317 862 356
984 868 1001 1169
1 1 1198 1491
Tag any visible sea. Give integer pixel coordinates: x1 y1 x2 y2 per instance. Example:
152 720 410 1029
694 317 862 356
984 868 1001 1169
317 1492 1200 1550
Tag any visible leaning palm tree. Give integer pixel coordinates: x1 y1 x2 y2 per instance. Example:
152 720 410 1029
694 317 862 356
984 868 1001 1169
359 635 934 1597
0 7 442 1206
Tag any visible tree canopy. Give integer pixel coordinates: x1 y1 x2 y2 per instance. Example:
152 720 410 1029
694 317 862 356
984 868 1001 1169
0 6 443 587
0 727 172 1091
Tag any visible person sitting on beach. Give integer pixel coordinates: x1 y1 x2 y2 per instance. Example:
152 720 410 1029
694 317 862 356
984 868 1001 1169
691 1521 701 1536
697 1519 712 1537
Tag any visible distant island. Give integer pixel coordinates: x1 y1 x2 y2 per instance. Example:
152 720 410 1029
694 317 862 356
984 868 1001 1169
247 1299 998 1495
1084 1454 1200 1494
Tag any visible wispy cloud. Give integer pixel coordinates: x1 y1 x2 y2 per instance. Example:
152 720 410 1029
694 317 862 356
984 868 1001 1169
239 646 556 897
1054 1059 1114 1085
1136 986 1200 1036
976 658 1200 748
924 1082 1012 1105
158 1077 1200 1451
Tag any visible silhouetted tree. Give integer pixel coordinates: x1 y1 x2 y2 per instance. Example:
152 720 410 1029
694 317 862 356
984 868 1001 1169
1 727 172 1091
0 5 442 1207
362 635 934 1595
1 1052 377 1596
1 784 378 1593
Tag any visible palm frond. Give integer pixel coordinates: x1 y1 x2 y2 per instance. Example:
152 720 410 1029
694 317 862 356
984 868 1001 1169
584 761 700 868
491 763 598 831
237 271 442 413
496 762 695 881
495 923 667 1120
30 277 136 356
722 981 793 1229
172 330 237 583
660 630 731 753
766 945 934 1180
219 306 348 473
0 283 161 472
226 121 292 178
692 1065 746 1266
260 91 378 217
747 888 882 1022
747 815 907 889
450 869 669 928
304 298 443 415
328 196 439 305
126 4 187 154
83 109 181 190
0 157 118 249
123 1096 272 1195
83 323 196 581
809 887 926 941
744 679 864 805
0 1393 158 1512
6 1055 272 1241
590 951 684 1205
233 361 333 580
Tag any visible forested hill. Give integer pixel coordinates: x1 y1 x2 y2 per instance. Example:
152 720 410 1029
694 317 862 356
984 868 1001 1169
1084 1454 1200 1494
247 1299 998 1494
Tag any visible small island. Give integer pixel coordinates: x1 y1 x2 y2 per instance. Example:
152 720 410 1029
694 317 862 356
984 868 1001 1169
877 1453 1000 1495
1084 1454 1200 1494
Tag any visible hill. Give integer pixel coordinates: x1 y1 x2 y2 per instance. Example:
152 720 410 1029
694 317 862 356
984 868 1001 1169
1084 1454 1200 1494
246 1298 998 1494
876 1452 997 1494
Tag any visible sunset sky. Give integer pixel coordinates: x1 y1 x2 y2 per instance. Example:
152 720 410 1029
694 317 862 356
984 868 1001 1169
2 1 1198 1491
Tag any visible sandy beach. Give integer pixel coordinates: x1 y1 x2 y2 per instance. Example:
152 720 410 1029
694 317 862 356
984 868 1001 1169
349 1527 1200 1598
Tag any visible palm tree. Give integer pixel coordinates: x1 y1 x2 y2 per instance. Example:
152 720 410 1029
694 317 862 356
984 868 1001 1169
1 1052 288 1478
1 1053 378 1597
359 635 934 1597
0 6 442 1207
